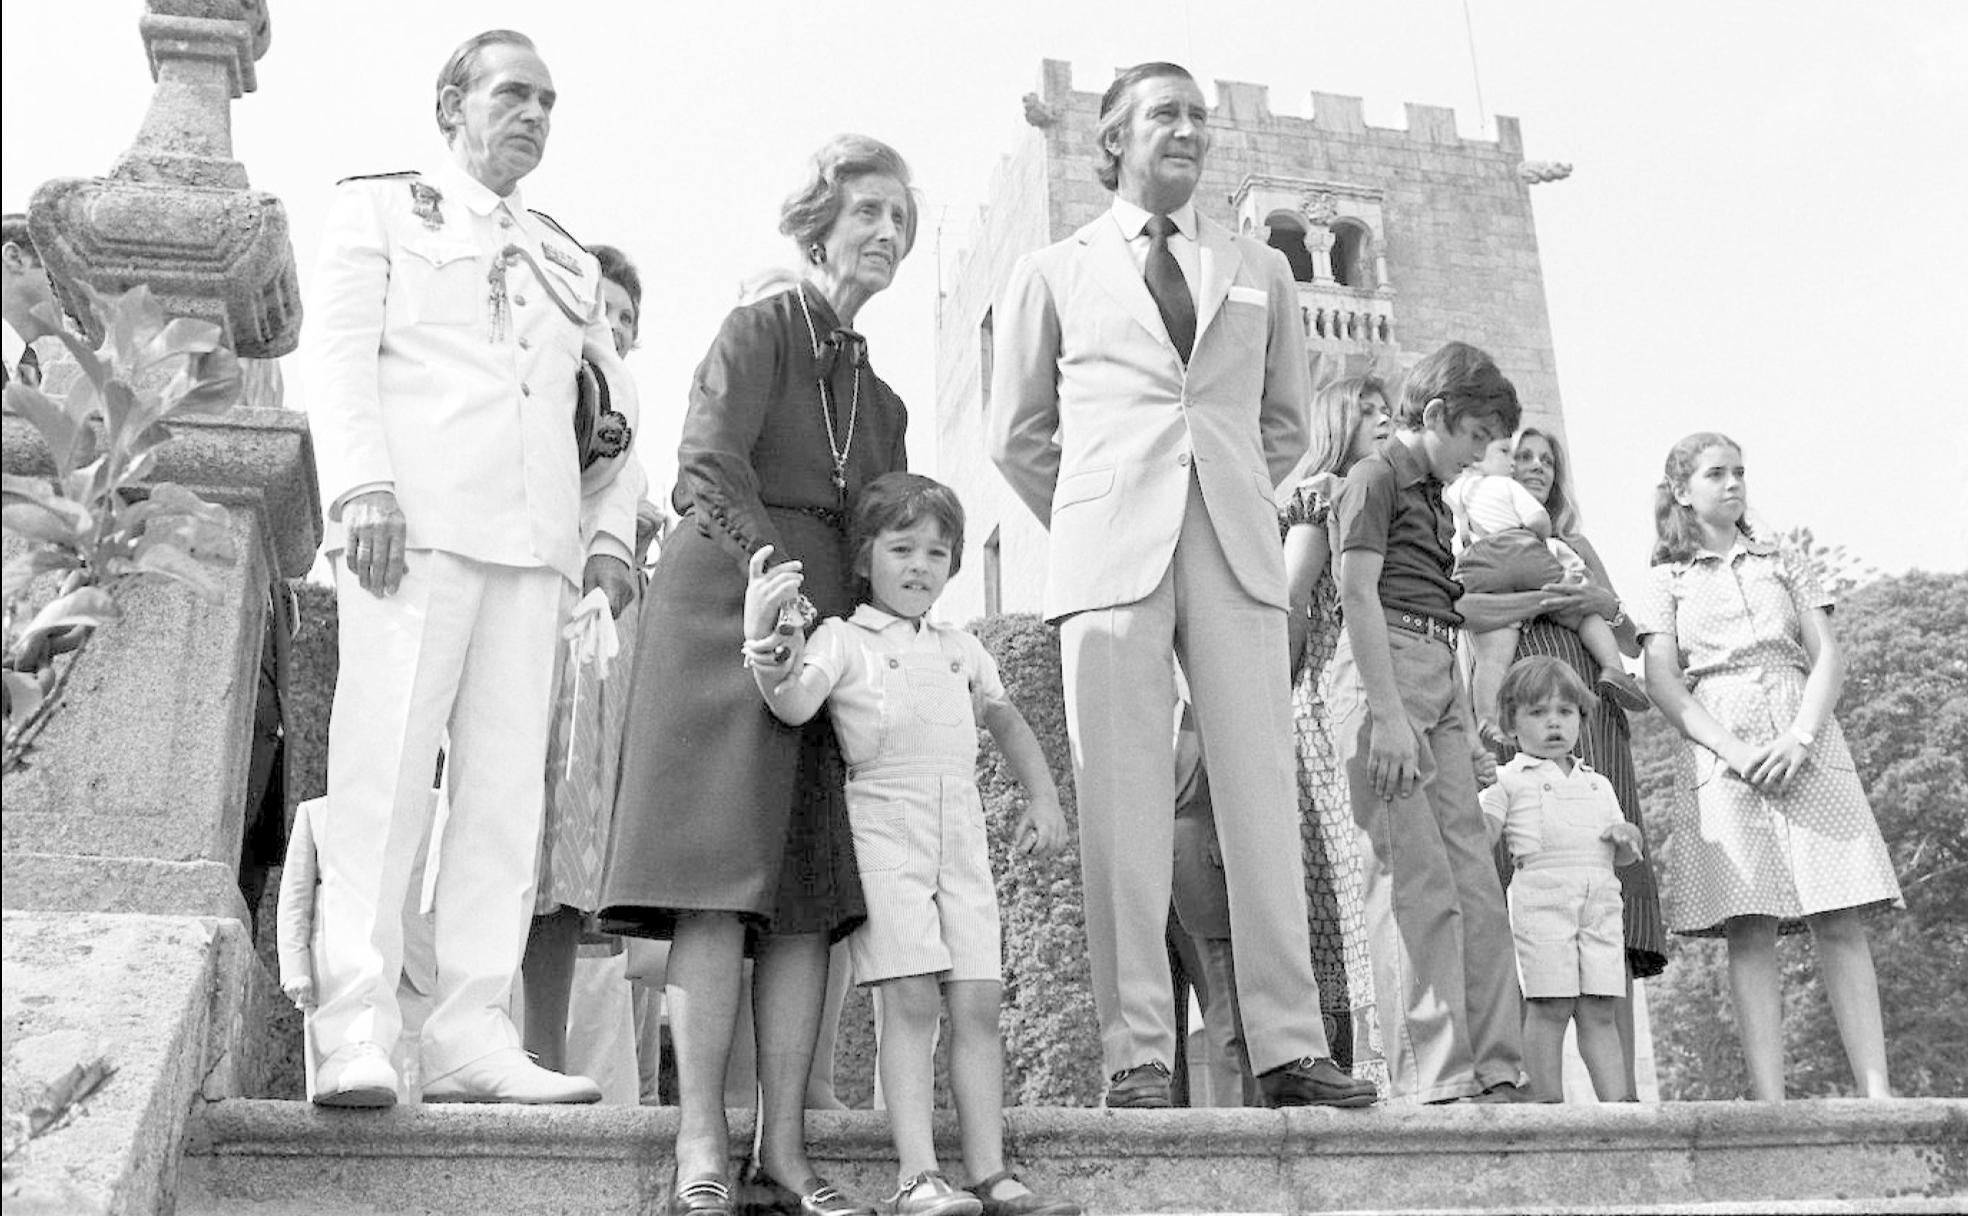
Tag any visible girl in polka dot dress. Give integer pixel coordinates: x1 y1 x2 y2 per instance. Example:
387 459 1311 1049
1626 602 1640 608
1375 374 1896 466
1634 433 1901 1100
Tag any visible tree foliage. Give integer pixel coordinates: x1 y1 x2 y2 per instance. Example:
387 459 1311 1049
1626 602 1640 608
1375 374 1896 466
1639 568 1968 1098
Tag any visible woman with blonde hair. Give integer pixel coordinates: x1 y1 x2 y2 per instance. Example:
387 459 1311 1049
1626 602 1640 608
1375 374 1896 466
1278 374 1391 1083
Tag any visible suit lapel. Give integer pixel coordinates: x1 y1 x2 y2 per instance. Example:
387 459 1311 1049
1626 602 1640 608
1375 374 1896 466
1080 217 1174 352
1194 218 1241 346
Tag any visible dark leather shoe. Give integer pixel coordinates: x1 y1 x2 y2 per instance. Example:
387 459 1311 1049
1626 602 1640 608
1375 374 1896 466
742 1161 875 1216
1257 1056 1377 1108
1466 1080 1533 1104
1102 1061 1172 1109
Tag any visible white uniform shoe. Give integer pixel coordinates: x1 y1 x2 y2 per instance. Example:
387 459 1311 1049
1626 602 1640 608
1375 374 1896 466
314 1042 399 1109
421 1047 602 1104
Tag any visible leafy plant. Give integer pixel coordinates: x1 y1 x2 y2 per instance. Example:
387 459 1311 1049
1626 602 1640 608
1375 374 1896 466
2 283 240 774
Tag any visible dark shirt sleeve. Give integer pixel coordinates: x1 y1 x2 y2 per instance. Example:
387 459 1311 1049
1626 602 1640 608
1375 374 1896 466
1334 459 1394 557
675 305 786 566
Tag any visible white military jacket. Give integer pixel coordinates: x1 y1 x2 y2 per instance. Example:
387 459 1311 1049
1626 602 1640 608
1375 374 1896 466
306 159 637 584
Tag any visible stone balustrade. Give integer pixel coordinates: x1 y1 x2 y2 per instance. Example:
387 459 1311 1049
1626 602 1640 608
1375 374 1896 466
1297 281 1395 350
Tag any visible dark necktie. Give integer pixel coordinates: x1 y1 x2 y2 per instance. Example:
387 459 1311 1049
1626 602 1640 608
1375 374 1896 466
14 343 40 388
1143 214 1195 364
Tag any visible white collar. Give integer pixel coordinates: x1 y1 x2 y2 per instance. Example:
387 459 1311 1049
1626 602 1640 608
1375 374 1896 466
1111 194 1198 243
848 602 934 634
1 318 24 372
1503 752 1594 778
1691 535 1777 565
429 159 523 220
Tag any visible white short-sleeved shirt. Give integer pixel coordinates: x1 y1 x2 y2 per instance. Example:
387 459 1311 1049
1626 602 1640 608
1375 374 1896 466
800 604 1006 767
1479 753 1630 871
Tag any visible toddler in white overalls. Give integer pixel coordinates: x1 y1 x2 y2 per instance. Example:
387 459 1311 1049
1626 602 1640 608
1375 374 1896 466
744 473 1081 1216
1479 656 1642 1103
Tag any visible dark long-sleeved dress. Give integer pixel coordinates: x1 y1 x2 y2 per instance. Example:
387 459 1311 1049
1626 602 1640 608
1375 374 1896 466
599 288 907 942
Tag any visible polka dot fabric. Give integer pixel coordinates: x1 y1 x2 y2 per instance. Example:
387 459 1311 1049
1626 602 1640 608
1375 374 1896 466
1633 539 1902 936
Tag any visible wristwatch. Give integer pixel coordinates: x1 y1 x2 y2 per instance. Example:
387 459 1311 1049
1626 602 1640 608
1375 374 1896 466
1791 725 1816 748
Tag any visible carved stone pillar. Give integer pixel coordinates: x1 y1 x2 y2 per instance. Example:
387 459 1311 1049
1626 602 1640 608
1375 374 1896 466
1302 192 1339 283
27 0 300 359
1309 228 1336 284
3 0 321 923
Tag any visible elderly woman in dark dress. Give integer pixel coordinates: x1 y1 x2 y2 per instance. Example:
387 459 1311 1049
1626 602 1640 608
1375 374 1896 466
1468 426 1667 1098
601 135 916 1216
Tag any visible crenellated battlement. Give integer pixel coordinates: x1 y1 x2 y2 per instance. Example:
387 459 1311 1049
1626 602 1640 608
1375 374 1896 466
1035 58 1522 155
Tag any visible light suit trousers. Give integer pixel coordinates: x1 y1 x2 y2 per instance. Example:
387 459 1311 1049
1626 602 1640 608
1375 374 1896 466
1329 628 1525 1103
313 550 562 1079
1060 473 1328 1077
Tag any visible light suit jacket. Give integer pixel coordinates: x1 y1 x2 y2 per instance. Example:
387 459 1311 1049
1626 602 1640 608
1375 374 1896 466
307 160 638 584
988 209 1309 621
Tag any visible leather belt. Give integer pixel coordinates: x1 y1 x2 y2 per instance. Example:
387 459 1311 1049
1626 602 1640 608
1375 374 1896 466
1384 607 1458 647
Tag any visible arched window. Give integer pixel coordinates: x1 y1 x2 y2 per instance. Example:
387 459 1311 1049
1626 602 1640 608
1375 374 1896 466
1263 211 1314 284
1329 219 1371 288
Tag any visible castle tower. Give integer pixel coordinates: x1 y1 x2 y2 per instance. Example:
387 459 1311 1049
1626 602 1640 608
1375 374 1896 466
935 60 1566 621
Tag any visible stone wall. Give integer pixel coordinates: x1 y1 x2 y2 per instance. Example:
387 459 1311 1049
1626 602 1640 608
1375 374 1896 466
932 119 1057 626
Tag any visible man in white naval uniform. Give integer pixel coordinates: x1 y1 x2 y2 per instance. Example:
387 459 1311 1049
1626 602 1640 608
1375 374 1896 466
304 28 639 1106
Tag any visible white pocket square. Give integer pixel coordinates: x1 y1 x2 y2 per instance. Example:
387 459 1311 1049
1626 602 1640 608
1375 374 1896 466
1227 285 1268 307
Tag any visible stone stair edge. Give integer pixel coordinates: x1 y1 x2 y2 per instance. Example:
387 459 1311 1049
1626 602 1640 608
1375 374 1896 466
190 1096 1968 1160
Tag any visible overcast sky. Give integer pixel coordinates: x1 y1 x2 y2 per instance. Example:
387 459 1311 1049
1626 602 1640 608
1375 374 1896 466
5 1 1963 596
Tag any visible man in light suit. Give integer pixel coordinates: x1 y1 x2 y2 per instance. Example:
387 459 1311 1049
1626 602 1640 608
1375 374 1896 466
304 28 638 1107
990 61 1375 1109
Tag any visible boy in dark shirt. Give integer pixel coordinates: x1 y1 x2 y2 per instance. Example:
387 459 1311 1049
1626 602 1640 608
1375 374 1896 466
1328 341 1528 1104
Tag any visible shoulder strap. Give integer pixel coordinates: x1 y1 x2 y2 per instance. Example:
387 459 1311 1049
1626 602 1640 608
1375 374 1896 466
335 170 419 185
528 208 588 252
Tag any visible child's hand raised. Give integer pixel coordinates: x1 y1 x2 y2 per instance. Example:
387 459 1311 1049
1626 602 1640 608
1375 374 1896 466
743 546 805 644
1015 789 1070 859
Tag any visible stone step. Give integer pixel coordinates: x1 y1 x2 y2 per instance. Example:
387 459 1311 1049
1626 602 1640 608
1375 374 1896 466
176 1098 1967 1215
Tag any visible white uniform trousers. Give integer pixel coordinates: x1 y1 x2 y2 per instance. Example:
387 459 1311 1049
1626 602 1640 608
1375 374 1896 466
313 550 562 1079
1060 473 1330 1077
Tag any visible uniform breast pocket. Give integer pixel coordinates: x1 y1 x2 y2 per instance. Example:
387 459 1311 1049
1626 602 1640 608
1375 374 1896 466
400 237 482 326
